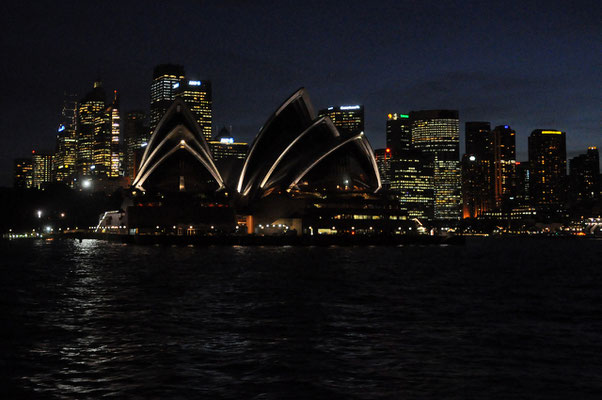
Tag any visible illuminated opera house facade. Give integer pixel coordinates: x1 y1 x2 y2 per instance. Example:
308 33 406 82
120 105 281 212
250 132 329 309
102 89 418 235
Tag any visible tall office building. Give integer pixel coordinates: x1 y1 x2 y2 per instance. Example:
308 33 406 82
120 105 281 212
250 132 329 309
462 154 491 219
462 122 493 218
207 127 248 188
569 147 600 202
528 129 567 208
465 121 493 158
91 90 121 178
32 151 52 189
389 151 435 221
492 125 516 208
13 158 33 189
123 110 149 181
318 105 364 135
108 91 121 177
77 80 106 177
89 90 120 178
386 113 411 156
374 148 392 189
514 161 530 205
150 64 185 134
410 110 461 221
208 127 248 161
175 79 212 141
53 93 78 185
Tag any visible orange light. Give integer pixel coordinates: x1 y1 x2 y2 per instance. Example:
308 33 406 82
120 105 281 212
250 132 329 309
385 148 391 153
387 113 392 119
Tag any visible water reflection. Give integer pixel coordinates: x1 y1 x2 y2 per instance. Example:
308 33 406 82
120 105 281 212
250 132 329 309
2 238 602 398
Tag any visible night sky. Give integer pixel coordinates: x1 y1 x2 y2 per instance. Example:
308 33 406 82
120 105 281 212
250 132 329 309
1 0 600 186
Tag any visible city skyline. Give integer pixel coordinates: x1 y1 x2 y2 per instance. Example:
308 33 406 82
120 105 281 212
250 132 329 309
2 0 600 186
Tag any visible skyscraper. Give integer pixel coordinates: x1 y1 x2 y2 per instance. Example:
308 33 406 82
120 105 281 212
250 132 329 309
465 122 492 159
32 151 52 189
108 91 121 177
175 79 212 141
77 80 106 177
208 127 249 187
462 154 491 219
569 147 600 202
528 129 567 208
208 127 248 161
91 90 121 178
389 151 435 221
386 113 411 156
462 122 493 218
13 158 33 189
123 110 148 181
492 125 516 208
150 64 185 134
410 110 461 221
53 93 78 185
513 161 530 205
374 148 392 189
318 105 364 136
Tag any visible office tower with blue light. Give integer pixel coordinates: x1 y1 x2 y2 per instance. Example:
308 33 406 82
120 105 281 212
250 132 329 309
175 79 212 141
53 93 78 186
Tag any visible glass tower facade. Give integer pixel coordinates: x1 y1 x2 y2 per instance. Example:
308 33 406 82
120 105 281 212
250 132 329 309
77 80 106 177
150 64 185 134
389 151 435 221
318 105 364 136
32 151 52 189
410 110 461 221
175 80 212 141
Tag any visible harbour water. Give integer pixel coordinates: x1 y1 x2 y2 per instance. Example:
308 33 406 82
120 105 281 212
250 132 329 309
1 238 601 398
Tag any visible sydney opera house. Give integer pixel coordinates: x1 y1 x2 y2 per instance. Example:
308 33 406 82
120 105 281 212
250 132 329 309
100 89 417 236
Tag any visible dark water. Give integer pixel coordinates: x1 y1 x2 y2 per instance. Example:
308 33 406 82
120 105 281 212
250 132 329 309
1 238 602 399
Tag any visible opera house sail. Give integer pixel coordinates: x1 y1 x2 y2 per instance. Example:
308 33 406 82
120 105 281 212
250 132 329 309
237 88 381 202
132 98 224 193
